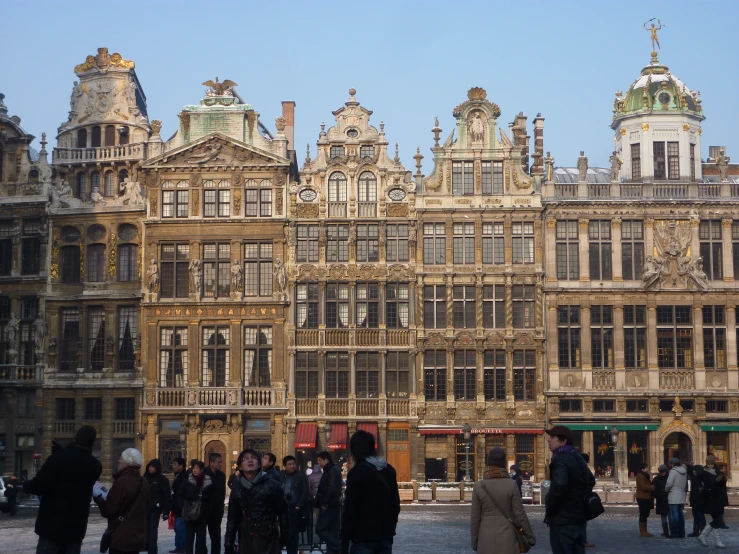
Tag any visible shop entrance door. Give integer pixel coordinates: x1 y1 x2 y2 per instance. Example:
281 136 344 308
663 432 692 465
387 424 411 482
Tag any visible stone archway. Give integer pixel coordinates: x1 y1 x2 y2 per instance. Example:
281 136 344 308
663 432 693 465
204 439 226 466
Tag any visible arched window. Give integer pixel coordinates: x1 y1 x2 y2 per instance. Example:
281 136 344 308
118 169 129 185
119 127 129 145
91 126 101 147
87 244 106 282
104 125 116 146
118 244 138 282
28 170 39 183
104 171 115 197
60 245 81 283
328 172 347 202
76 129 87 148
75 173 86 198
91 171 100 194
358 171 377 202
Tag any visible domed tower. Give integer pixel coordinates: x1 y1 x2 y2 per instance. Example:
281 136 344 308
611 44 704 183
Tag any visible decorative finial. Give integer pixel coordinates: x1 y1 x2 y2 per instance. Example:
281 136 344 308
432 116 442 147
0 93 7 115
380 121 385 134
306 143 311 163
275 116 286 133
40 133 48 154
394 143 400 163
202 78 238 96
349 88 356 97
413 147 424 176
320 121 326 136
644 18 663 63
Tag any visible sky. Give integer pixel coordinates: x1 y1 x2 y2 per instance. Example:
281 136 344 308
2 0 737 170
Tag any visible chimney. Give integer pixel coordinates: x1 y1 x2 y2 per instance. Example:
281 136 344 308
281 101 296 151
531 113 544 177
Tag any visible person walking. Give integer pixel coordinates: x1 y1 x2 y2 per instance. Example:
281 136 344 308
635 463 655 537
179 460 213 554
261 452 281 483
22 425 103 554
698 457 729 548
342 430 400 554
307 462 323 546
224 448 288 554
315 451 343 554
94 448 149 554
471 447 534 554
544 425 595 554
280 455 309 554
509 464 523 496
664 457 688 538
2 474 21 516
652 465 671 537
204 452 226 554
170 457 188 554
687 464 706 537
145 458 172 554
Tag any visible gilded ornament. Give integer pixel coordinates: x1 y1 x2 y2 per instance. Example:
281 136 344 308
275 189 283 216
233 189 242 215
386 203 409 217
74 47 135 73
108 232 117 279
150 196 158 216
467 87 487 101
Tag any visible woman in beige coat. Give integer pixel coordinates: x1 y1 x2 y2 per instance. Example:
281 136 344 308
471 447 534 554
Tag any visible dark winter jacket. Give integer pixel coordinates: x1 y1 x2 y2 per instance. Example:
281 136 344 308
145 459 171 515
224 471 289 551
170 468 188 517
204 466 227 517
279 468 309 511
177 473 213 523
635 471 655 502
652 473 670 515
341 458 400 551
263 466 281 483
96 466 150 552
315 460 343 509
688 465 705 510
22 443 102 544
545 449 595 526
700 468 728 516
4 476 20 504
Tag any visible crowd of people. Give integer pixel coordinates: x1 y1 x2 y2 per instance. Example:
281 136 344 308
7 422 732 554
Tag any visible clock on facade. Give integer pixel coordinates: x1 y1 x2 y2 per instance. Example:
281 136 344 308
299 188 317 202
388 188 406 201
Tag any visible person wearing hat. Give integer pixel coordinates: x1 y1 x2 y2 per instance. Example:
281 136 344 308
22 424 103 554
544 425 595 554
471 447 534 554
652 464 671 537
664 457 688 538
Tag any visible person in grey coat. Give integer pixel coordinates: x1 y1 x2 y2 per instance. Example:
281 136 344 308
664 457 688 539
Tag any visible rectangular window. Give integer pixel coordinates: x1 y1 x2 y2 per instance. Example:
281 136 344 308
295 352 319 398
481 161 504 195
60 308 80 372
356 283 379 328
626 400 648 412
706 400 728 413
556 221 579 280
624 305 647 369
162 182 189 218
325 283 349 328
483 350 506 401
356 224 379 262
699 220 723 280
588 221 612 280
386 351 409 398
86 244 106 283
512 285 535 328
160 243 189 298
590 306 614 369
656 306 693 369
203 181 230 218
631 143 641 181
117 306 137 371
482 223 504 265
423 223 446 265
703 306 726 370
667 141 680 180
21 238 40 275
0 238 11 275
159 327 188 387
386 224 409 262
453 350 476 400
453 223 475 265
114 398 135 420
326 225 349 263
19 297 37 366
244 242 273 297
513 350 536 401
296 225 319 263
653 141 666 180
117 244 138 282
243 326 272 387
593 399 615 412
56 398 75 420
296 283 319 328
87 308 105 371
61 246 81 284
621 221 644 280
512 222 535 264
330 146 345 158
690 144 696 181
453 285 476 328
483 285 505 329
557 306 581 369
386 283 409 329
202 326 230 386
244 179 273 217
84 397 103 420
452 161 474 195
203 243 231 298
423 285 446 329
325 352 349 398
424 349 447 401
356 351 380 398
559 399 582 413
360 145 375 159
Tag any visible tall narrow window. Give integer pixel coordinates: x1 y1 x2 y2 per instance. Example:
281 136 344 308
424 350 447 401
423 223 446 265
19 297 37 366
452 161 474 195
76 173 87 199
117 306 137 370
244 326 272 387
733 222 739 278
244 179 272 217
512 285 535 328
203 180 231 218
87 244 106 282
482 222 504 265
202 326 230 386
325 352 349 398
590 306 614 369
481 161 504 195
118 244 138 282
453 223 475 264
453 350 476 400
556 221 579 280
453 285 476 328
160 244 190 298
159 327 188 387
104 171 115 197
296 225 319 263
386 283 409 329
60 308 80 372
653 141 666 180
326 225 349 263
656 306 693 369
513 350 536 401
703 306 726 370
667 141 680 179
386 224 409 262
356 283 379 328
699 220 723 280
356 224 379 262
104 125 115 146
88 308 106 371
162 181 189 218
56 398 76 420
631 143 641 180
358 171 377 204
0 224 13 276
61 246 81 284
624 305 647 369
202 243 230 298
512 222 535 264
423 285 446 329
295 284 319 328
295 352 319 398
483 350 506 401
621 221 644 280
690 143 696 181
588 221 612 280
386 352 409 398
483 285 505 329
328 172 347 217
557 306 581 369
356 352 379 398
91 126 101 147
21 237 40 275
76 129 87 148
91 171 100 193
0 298 9 364
325 283 349 328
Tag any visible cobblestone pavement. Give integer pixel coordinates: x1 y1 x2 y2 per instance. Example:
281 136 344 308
0 504 737 553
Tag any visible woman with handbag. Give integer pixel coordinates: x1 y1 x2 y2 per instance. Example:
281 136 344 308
178 460 213 554
471 447 535 554
94 448 149 554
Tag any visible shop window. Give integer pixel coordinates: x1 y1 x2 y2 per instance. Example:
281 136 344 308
706 432 730 468
515 435 536 479
626 431 649 478
456 434 475 481
593 430 615 478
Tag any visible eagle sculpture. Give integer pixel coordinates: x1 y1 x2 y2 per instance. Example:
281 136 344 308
202 77 238 96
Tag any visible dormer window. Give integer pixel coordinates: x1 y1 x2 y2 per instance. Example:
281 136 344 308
346 129 359 138
330 146 345 158
360 145 375 159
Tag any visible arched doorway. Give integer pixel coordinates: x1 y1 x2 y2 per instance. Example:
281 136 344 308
204 439 226 466
664 432 692 465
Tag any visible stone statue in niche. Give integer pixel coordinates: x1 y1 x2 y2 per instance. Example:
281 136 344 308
609 151 622 181
147 259 159 293
189 259 202 296
48 180 85 210
273 258 287 294
114 180 145 206
33 314 47 354
468 113 485 142
5 313 20 351
91 186 107 206
577 151 589 182
231 260 243 292
717 149 730 182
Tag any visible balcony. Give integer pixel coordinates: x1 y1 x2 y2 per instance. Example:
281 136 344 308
356 399 379 417
326 399 349 416
660 371 695 390
356 329 380 347
54 420 76 435
654 183 687 199
151 386 279 408
387 330 409 347
592 370 616 390
296 399 319 416
296 330 320 346
358 202 377 217
244 387 274 407
326 329 351 346
113 420 135 435
328 202 347 217
0 365 42 384
546 181 739 201
388 399 410 417
53 142 147 164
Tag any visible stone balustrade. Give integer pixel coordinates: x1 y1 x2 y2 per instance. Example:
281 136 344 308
546 181 739 200
53 142 147 164
0 365 42 383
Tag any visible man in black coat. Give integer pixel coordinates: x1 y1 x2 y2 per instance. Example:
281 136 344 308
204 452 226 554
279 455 309 554
22 425 103 554
170 457 188 553
341 431 400 554
545 425 595 554
2 474 21 516
315 451 343 554
145 458 172 554
261 452 281 483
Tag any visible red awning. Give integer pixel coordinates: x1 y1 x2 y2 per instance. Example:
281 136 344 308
294 423 317 449
328 423 348 451
357 423 379 448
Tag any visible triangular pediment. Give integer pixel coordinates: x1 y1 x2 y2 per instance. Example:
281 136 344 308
142 133 290 169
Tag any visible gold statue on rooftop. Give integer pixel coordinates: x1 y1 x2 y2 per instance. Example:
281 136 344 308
202 77 238 97
644 18 663 53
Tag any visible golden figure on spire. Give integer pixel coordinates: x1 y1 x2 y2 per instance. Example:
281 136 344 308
644 18 663 56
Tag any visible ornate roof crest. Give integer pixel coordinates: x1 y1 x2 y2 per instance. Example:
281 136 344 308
74 47 134 74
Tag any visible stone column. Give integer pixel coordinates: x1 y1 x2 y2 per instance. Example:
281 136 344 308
722 219 734 282
647 302 659 389
614 304 625 388
612 218 623 282
694 303 705 390
691 218 701 268
446 347 455 403
547 303 559 389
546 219 557 283
578 219 590 282
504 217 513 265
727 306 738 390
580 304 592 390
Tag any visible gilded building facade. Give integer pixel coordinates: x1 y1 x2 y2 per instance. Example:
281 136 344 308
543 49 739 484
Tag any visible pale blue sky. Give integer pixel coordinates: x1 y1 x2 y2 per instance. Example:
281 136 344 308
2 0 736 170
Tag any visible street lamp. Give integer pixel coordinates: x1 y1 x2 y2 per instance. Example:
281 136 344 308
178 424 188 456
611 425 619 486
463 423 472 482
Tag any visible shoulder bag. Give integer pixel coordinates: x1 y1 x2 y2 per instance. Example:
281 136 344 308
182 488 204 522
100 477 145 553
575 455 604 521
480 483 536 553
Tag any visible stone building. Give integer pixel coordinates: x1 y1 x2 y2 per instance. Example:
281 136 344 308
287 90 416 481
0 94 50 478
542 48 739 484
43 48 150 479
415 88 547 481
138 81 296 473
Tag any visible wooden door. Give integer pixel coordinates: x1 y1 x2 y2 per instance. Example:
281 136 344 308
387 424 411 482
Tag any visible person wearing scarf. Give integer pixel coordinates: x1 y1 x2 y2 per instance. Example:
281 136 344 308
178 461 213 554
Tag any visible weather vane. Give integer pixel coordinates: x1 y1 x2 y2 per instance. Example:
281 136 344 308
644 18 664 57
